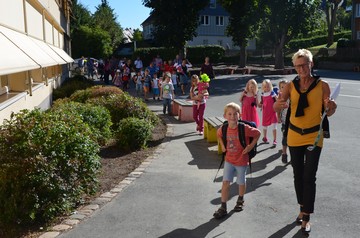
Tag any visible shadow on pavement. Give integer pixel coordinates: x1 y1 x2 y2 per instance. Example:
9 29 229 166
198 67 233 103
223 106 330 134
186 139 221 170
210 152 289 205
158 211 235 238
267 221 306 238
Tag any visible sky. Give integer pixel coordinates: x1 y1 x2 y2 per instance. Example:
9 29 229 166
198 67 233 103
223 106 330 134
78 0 151 30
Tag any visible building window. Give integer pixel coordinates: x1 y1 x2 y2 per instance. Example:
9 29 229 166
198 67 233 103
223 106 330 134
200 15 209 25
356 4 360 17
203 39 209 45
209 0 216 9
216 16 224 26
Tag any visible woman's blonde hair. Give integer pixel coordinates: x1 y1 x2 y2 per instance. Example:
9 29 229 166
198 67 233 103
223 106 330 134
245 79 258 94
223 102 241 115
292 49 313 64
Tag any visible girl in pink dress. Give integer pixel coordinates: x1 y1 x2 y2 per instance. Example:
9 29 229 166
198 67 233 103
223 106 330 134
239 79 260 127
258 79 278 145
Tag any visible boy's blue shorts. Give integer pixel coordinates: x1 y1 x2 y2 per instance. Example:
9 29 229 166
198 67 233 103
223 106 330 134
223 161 248 185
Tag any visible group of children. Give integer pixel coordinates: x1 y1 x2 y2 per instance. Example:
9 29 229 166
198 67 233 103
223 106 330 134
239 78 289 163
131 69 179 103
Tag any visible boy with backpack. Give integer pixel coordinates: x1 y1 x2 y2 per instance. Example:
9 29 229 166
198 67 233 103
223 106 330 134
213 102 260 219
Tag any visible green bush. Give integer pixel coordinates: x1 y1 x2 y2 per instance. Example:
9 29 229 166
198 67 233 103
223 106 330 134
50 101 113 145
0 109 100 230
115 117 153 151
52 75 95 101
187 45 225 64
287 30 351 50
87 93 159 129
69 85 123 103
133 45 225 65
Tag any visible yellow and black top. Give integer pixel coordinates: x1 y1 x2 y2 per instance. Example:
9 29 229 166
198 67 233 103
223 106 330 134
288 78 324 147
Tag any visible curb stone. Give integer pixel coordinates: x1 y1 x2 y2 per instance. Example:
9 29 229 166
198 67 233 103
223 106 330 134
38 115 173 237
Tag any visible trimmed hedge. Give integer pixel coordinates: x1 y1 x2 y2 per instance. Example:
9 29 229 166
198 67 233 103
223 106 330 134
86 93 159 129
50 100 113 145
0 109 100 231
69 85 123 103
115 117 153 151
52 75 95 101
287 31 351 50
132 45 225 65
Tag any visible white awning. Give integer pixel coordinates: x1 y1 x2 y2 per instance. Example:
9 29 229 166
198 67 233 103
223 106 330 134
48 44 74 63
0 26 59 68
0 32 39 76
30 37 67 65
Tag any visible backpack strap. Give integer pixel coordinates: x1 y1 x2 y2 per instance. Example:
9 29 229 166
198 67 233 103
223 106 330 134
222 122 229 150
238 122 253 173
238 122 246 149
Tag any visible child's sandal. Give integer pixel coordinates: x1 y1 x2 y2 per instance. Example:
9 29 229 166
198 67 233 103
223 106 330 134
233 200 244 212
213 207 227 219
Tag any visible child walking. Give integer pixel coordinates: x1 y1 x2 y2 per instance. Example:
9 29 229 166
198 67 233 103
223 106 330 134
214 102 260 219
277 80 290 163
143 69 152 102
152 72 161 100
112 69 122 88
239 79 260 127
160 72 175 115
189 75 206 135
258 79 278 146
133 71 144 97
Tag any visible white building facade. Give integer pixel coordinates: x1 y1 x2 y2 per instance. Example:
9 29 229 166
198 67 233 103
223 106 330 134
0 0 73 123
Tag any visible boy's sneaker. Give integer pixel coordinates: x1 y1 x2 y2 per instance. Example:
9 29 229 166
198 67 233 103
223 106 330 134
262 137 268 143
282 154 288 164
213 207 227 219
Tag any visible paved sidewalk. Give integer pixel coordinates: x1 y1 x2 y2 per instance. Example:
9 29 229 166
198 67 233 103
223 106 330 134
50 73 360 238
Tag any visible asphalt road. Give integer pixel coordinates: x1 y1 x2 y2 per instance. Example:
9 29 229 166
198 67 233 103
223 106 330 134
59 70 360 238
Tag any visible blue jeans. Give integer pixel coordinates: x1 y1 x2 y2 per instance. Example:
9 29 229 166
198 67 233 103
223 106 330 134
163 98 172 115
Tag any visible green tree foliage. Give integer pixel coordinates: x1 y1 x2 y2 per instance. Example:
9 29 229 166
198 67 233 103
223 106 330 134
321 0 350 46
132 28 144 42
259 0 322 69
71 25 112 59
92 0 124 50
142 0 208 57
70 0 92 33
219 0 261 67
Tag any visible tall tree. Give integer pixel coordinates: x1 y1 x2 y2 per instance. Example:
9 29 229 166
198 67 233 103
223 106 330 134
260 0 321 69
321 0 346 46
219 0 261 67
70 0 92 33
72 25 112 59
92 0 124 50
142 0 208 57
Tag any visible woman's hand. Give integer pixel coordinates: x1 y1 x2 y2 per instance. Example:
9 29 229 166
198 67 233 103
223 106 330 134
324 97 337 116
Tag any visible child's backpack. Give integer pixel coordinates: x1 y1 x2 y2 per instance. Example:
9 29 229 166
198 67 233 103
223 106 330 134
222 120 257 169
213 119 258 182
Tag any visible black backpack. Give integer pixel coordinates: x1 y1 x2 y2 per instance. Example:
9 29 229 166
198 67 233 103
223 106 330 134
213 120 257 182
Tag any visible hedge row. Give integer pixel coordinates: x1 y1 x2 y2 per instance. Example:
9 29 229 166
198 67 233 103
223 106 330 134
0 77 160 235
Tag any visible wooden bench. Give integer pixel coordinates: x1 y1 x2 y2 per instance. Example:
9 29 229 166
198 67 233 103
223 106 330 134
203 117 226 155
172 99 194 122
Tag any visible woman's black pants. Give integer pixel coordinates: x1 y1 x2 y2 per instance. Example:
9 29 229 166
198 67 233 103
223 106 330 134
289 145 322 214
